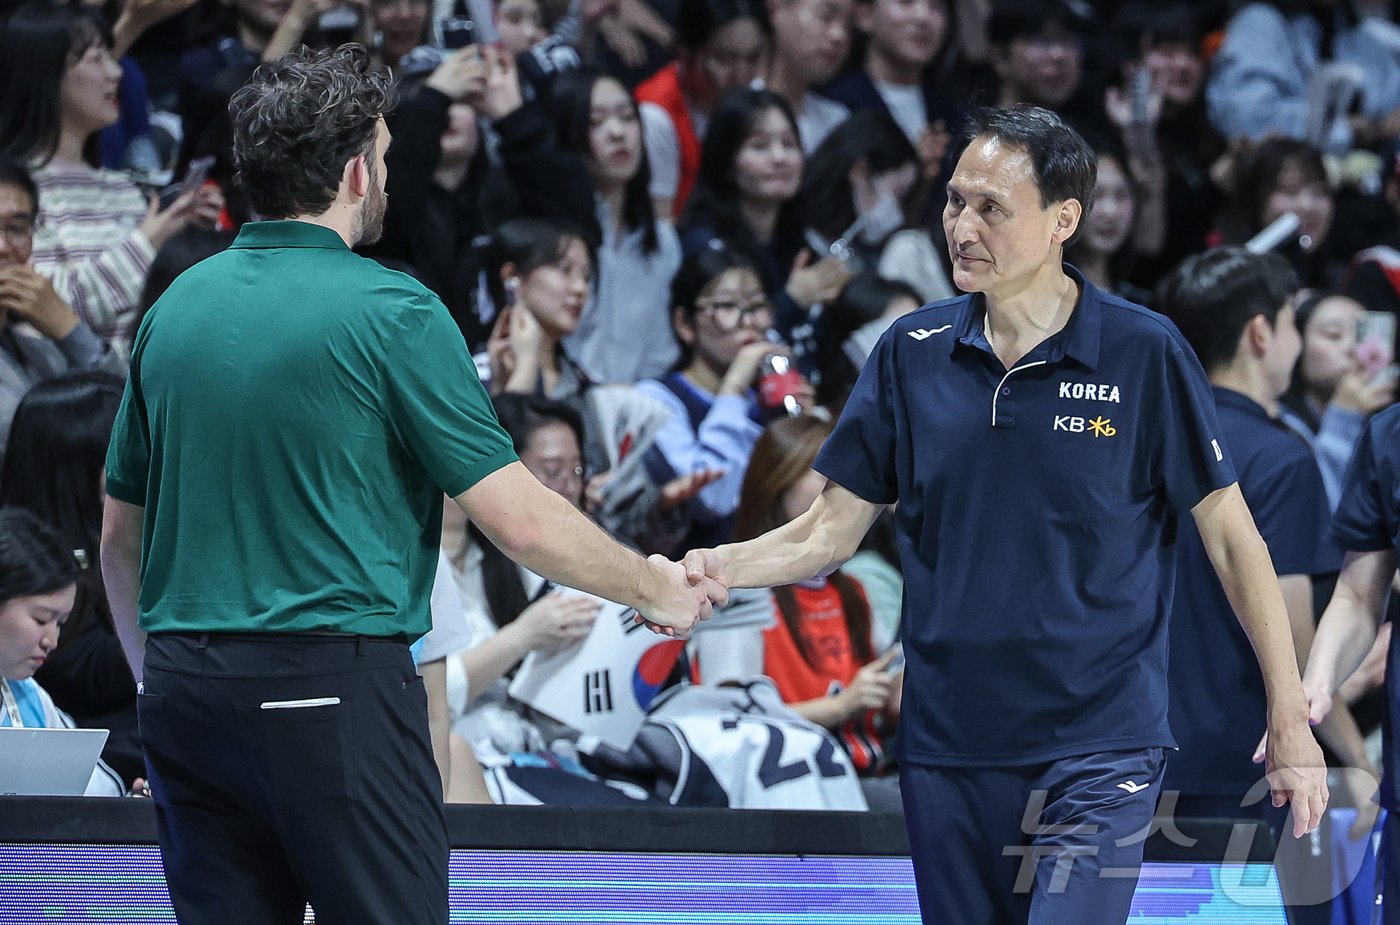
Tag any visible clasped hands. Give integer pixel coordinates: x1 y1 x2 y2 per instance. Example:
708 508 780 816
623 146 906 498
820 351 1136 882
633 548 730 638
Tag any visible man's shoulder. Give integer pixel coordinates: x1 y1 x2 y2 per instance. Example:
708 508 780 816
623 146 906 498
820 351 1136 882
889 296 970 334
1094 291 1190 355
1367 403 1400 451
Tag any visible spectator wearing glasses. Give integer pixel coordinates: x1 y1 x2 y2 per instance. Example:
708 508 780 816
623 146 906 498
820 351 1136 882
0 159 125 465
638 245 813 552
440 395 602 760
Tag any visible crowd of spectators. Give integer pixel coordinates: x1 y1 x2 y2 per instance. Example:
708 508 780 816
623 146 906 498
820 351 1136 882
4 0 1400 844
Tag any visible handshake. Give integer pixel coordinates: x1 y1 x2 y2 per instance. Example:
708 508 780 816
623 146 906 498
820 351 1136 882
633 549 731 637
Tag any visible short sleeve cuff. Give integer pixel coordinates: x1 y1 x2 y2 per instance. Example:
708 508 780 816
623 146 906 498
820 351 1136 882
813 454 896 506
104 473 146 506
441 446 519 498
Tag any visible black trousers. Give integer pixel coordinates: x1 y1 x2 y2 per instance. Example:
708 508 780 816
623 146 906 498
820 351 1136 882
138 633 449 925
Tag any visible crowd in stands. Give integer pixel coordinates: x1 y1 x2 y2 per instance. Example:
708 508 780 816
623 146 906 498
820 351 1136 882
5 0 1400 840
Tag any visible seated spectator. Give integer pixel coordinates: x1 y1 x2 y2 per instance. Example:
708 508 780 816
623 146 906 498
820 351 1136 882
0 372 139 784
1348 141 1400 320
370 0 434 72
0 159 126 465
763 0 852 152
985 0 1092 119
1066 136 1154 304
636 245 807 551
0 3 221 342
799 110 921 278
481 217 596 399
440 396 603 757
373 48 591 349
0 507 123 796
812 272 920 408
680 88 852 347
820 0 952 161
1280 290 1395 509
636 0 771 220
176 0 367 194
1110 2 1224 281
549 68 683 384
732 414 899 778
495 0 550 55
1207 0 1400 155
1221 137 1338 289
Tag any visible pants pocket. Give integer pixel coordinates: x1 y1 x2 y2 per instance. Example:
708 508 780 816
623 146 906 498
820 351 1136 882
234 698 358 806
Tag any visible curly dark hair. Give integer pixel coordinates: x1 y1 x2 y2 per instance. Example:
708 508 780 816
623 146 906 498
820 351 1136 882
229 44 397 219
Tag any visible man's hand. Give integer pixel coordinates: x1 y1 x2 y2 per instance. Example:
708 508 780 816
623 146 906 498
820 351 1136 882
0 266 78 339
682 546 732 591
1261 718 1329 838
633 554 727 636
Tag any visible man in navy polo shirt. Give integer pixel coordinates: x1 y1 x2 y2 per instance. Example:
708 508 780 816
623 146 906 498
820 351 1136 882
675 106 1328 923
1302 377 1400 923
1158 248 1364 922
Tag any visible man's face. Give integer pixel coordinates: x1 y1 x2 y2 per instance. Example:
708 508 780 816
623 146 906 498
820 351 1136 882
353 119 390 247
0 182 36 271
1264 302 1303 400
993 25 1082 108
861 0 946 73
770 0 852 88
942 135 1075 298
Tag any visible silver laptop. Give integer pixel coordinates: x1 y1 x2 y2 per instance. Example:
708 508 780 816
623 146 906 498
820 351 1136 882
0 726 109 795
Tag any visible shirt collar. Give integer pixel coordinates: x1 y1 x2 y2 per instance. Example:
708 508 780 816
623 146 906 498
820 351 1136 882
231 220 351 251
952 263 1102 371
1211 386 1272 421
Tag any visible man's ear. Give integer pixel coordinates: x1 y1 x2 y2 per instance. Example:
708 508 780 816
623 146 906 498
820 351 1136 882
1245 313 1271 357
1051 198 1083 245
345 154 369 200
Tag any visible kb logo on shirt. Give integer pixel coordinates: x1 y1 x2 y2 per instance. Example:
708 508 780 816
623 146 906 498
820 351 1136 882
1053 415 1118 437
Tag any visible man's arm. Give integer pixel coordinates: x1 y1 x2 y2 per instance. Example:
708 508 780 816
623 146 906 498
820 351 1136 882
100 496 146 684
1191 483 1328 836
455 462 724 633
1303 548 1395 720
683 479 885 590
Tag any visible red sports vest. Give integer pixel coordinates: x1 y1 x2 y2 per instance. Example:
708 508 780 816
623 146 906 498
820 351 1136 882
635 62 701 216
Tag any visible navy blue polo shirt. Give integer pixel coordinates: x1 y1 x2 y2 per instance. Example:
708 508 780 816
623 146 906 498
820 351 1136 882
813 266 1238 767
1331 404 1400 809
1165 388 1338 796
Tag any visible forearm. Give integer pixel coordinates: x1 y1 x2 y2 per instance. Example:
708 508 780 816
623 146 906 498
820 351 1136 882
1307 596 1385 697
718 504 848 589
791 693 853 731
99 520 145 684
421 658 452 791
111 12 149 58
1207 525 1307 723
459 626 532 701
462 469 662 613
262 10 313 62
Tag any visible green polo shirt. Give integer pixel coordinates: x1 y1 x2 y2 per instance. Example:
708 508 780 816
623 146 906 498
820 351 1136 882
105 221 516 638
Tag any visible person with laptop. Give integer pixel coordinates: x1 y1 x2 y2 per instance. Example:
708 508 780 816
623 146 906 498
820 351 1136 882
0 507 122 796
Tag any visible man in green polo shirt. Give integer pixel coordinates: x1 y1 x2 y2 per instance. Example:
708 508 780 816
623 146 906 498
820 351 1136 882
99 45 721 925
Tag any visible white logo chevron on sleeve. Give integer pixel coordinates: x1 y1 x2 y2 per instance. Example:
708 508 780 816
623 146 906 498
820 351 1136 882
908 325 953 341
